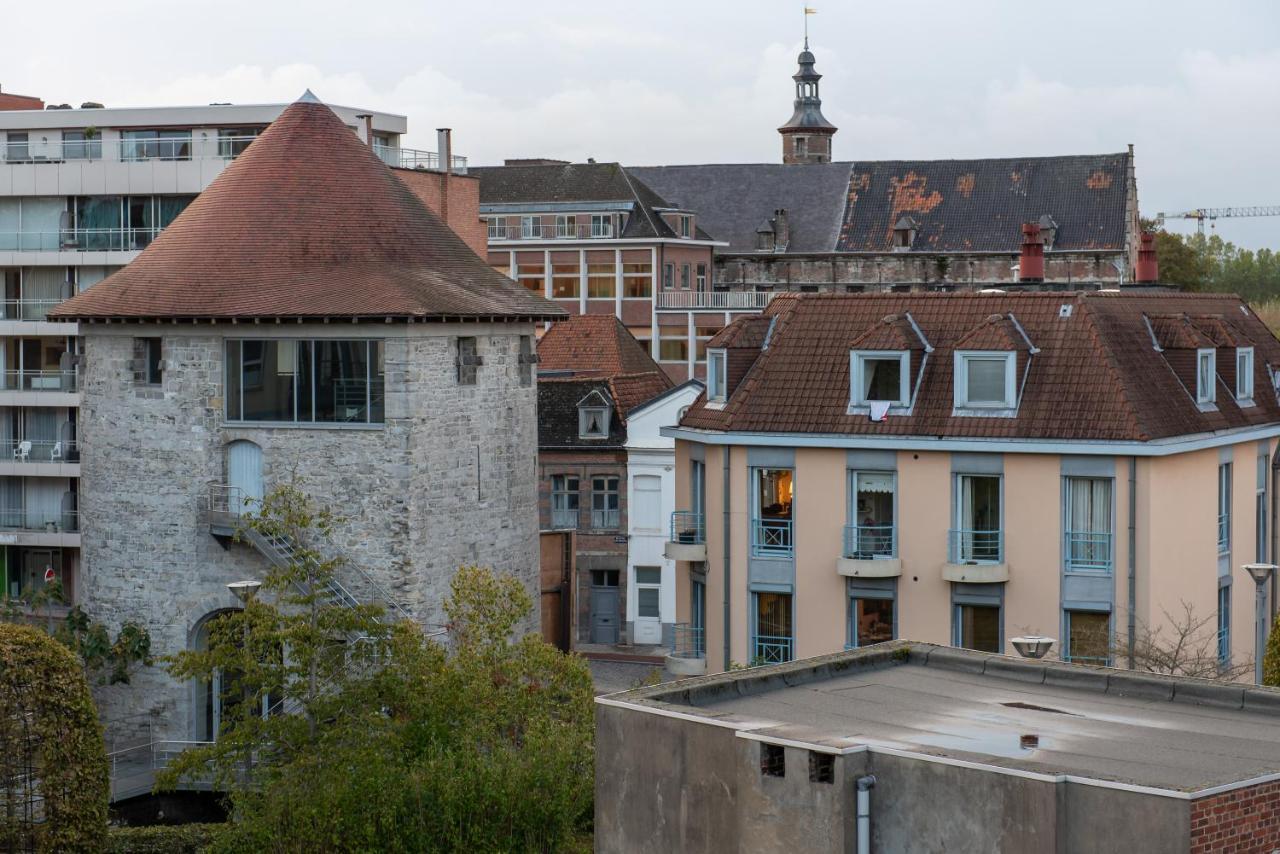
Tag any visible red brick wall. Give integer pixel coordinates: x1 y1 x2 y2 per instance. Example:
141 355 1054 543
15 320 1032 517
0 92 43 111
1190 779 1280 853
394 169 486 257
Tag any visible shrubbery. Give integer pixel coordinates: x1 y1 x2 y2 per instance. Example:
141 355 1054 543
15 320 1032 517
105 823 223 853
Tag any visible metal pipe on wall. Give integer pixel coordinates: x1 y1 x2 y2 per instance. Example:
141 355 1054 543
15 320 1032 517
856 775 876 854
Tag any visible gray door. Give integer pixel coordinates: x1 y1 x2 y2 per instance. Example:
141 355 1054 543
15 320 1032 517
590 586 620 644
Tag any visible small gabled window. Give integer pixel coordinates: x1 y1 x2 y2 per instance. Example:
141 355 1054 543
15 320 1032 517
707 349 727 403
1196 348 1216 405
954 352 1016 410
457 337 481 386
1237 347 1255 403
850 351 910 407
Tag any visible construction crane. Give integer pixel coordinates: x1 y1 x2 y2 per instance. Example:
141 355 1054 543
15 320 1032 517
1154 206 1280 236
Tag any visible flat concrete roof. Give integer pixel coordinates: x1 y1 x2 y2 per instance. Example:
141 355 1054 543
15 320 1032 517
601 642 1280 794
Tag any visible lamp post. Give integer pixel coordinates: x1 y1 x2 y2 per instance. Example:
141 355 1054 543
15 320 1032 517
1011 636 1056 660
1243 564 1276 685
226 580 261 780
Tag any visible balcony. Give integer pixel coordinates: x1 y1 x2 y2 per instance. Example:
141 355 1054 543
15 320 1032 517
0 227 163 253
655 291 776 311
664 511 706 561
550 507 577 530
750 634 794 665
0 371 77 393
665 622 706 676
0 299 68 321
751 517 793 558
837 524 901 578
0 503 79 548
1065 530 1112 574
487 222 616 241
373 144 468 174
943 528 1008 583
2 439 77 465
0 135 259 165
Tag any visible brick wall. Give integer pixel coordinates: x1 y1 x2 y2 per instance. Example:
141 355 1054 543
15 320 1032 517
0 91 43 111
1190 779 1280 853
394 168 486 257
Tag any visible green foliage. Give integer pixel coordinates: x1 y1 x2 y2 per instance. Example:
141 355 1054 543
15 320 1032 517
0 622 109 852
1147 226 1280 300
1263 617 1280 688
104 823 223 853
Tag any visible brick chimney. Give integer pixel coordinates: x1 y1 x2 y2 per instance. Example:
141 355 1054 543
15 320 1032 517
1135 231 1158 284
1018 222 1044 283
772 209 790 251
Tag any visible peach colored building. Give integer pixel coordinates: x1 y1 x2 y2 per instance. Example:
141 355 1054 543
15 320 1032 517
663 291 1280 676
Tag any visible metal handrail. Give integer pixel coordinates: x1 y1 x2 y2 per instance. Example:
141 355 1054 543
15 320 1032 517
670 511 705 545
0 298 66 320
0 369 78 392
843 523 896 559
655 291 775 310
0 227 164 252
0 508 78 532
373 144 468 174
487 222 616 240
1 135 263 164
1065 530 1112 573
751 517 793 557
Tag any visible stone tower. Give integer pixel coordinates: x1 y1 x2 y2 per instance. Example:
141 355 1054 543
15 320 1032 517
778 38 837 165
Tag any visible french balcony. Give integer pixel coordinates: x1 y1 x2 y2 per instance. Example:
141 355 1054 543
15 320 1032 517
750 634 794 666
751 517 793 558
550 507 578 530
665 622 706 676
837 524 901 578
655 291 776 311
373 144 467 174
0 227 163 253
487 223 616 241
943 528 1008 583
1065 530 1113 574
665 511 706 561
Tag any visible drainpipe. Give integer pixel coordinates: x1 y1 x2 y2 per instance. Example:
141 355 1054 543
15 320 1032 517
722 446 731 669
1127 456 1137 668
1271 447 1279 617
856 775 876 854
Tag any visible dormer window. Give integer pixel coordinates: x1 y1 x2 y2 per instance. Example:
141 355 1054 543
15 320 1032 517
955 352 1016 410
578 390 612 439
892 216 918 252
679 215 692 238
707 349 728 403
1196 348 1216 405
850 351 910 407
1236 347 1254 403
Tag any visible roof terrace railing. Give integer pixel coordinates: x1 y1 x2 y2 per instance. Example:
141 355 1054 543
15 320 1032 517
374 144 468 174
487 222 616 241
655 291 776 310
0 136 262 164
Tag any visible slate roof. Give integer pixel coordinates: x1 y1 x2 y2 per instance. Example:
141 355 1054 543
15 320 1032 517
538 380 628 449
680 291 1280 443
537 314 667 377
632 152 1130 255
50 97 564 322
471 162 707 240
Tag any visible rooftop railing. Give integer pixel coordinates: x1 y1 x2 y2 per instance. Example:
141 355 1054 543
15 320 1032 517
843 523 896 560
655 291 776 310
373 144 468 174
670 511 705 545
487 222 616 241
0 227 163 252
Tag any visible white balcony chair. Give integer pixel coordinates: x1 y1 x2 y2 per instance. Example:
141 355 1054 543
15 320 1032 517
50 441 62 462
13 441 31 462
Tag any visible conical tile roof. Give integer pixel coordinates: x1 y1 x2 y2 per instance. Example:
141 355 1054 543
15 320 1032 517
51 97 564 322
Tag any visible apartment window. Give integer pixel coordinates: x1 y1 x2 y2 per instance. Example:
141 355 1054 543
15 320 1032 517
217 128 259 158
809 752 834 784
520 215 540 239
663 263 675 290
555 214 577 238
658 330 688 363
751 468 794 558
1064 610 1111 665
696 263 707 290
955 352 1016 409
121 129 191 161
550 475 579 529
1218 462 1231 554
456 337 480 385
587 263 615 299
955 603 1001 652
517 263 545 294
134 337 163 386
848 471 896 559
1064 478 1112 573
1218 582 1231 666
552 264 579 299
623 262 652 298
590 214 613 238
517 335 535 387
635 567 661 620
591 476 620 529
1197 348 1216 405
849 588 894 648
487 216 508 240
707 349 727 402
761 743 785 777
680 264 691 290
952 474 1001 563
1237 347 1255 402
679 216 692 238
62 130 101 161
691 576 706 657
5 132 28 161
752 591 794 664
225 339 384 424
851 351 910 407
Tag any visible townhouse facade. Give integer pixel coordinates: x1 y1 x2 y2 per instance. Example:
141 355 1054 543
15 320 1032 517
664 291 1280 675
48 94 562 748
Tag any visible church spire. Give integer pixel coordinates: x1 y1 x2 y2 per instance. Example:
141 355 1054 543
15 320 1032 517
778 20 837 165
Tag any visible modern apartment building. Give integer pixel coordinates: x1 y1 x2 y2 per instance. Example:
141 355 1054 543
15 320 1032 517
0 93 438 617
49 94 561 753
664 290 1280 675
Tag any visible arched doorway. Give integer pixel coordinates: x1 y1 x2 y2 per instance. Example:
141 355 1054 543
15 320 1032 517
226 440 263 515
191 609 238 742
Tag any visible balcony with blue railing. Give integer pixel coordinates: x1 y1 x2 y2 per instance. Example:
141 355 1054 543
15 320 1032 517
750 634 794 666
837 523 901 578
1065 530 1112 573
665 511 706 562
942 528 1008 583
751 517 793 558
665 621 707 676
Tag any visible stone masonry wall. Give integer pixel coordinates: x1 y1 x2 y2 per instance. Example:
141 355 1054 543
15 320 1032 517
80 322 540 741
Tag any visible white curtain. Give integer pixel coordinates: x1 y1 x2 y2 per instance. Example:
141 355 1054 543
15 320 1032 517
25 478 63 529
21 267 63 318
1068 478 1110 533
0 477 22 526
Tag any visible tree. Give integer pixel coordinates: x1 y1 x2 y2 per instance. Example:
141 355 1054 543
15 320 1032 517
1262 617 1280 687
0 622 109 853
1128 601 1253 680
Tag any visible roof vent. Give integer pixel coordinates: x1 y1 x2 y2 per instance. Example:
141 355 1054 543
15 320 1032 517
1059 304 1073 318
1098 288 1121 294
977 288 1006 295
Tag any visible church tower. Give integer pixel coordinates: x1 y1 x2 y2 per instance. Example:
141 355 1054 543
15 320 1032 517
778 37 837 164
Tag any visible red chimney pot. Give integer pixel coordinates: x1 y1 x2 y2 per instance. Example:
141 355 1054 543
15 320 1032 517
1019 223 1044 282
1136 231 1158 283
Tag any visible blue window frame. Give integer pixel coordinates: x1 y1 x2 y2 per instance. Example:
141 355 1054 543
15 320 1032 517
1218 583 1231 667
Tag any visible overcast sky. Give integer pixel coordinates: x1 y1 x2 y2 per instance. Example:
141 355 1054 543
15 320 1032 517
7 0 1279 248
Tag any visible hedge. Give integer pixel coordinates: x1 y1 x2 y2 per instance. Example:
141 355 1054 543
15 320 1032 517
105 823 224 853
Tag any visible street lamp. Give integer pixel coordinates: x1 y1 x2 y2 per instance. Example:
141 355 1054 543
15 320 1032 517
1011 636 1056 660
225 579 262 780
1242 564 1276 685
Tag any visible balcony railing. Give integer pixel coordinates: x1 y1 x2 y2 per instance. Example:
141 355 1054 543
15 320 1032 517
0 506 78 533
670 622 705 659
0 298 67 320
751 517 793 558
591 508 620 530
1065 530 1112 573
948 528 1003 564
373 144 468 174
0 135 260 164
655 291 776 311
487 223 616 241
751 634 794 665
550 507 577 529
843 524 896 559
0 227 164 252
670 511 705 545
0 370 77 392
4 439 76 463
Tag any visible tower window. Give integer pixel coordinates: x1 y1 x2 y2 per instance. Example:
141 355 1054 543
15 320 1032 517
794 137 808 157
